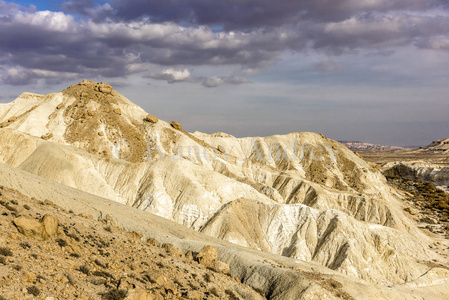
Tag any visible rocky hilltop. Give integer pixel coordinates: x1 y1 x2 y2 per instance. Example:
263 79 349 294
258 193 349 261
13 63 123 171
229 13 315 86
0 81 448 299
423 138 449 152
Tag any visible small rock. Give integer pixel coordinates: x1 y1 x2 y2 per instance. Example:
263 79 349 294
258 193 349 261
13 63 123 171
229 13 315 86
144 114 158 123
126 287 154 300
420 217 438 224
143 270 176 292
8 116 17 122
170 121 182 130
99 84 113 94
185 251 193 262
98 132 104 136
147 238 159 247
161 243 184 257
186 291 201 300
113 108 122 115
41 133 54 140
404 207 417 215
24 272 36 283
79 213 93 219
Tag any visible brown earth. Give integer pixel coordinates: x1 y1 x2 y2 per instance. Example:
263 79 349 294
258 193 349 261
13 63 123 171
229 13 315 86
0 186 263 300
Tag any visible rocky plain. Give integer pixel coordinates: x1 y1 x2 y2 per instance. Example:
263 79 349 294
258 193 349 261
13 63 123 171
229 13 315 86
0 80 448 299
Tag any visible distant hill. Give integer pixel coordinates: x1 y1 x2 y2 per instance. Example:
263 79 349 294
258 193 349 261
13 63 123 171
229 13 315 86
423 137 449 152
339 141 408 151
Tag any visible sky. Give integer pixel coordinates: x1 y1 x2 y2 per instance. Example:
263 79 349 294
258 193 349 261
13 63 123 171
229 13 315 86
1 0 448 146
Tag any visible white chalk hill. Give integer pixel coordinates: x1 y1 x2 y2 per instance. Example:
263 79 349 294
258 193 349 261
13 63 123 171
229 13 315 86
0 81 447 294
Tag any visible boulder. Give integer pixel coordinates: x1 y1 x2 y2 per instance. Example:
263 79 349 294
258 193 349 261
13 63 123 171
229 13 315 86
196 245 218 268
170 121 182 130
144 114 158 123
42 215 59 237
13 215 59 241
113 108 122 115
98 83 113 94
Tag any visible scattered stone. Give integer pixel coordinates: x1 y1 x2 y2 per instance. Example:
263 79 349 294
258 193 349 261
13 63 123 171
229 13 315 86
404 207 417 215
147 238 158 247
41 133 54 140
126 287 154 300
162 243 184 258
24 272 36 283
421 217 438 224
143 270 176 292
8 116 17 122
170 121 182 130
79 213 93 219
144 114 158 123
99 83 113 94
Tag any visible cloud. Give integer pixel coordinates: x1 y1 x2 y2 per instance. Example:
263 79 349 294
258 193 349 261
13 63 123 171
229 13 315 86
0 1 448 86
0 67 77 86
145 68 194 83
98 0 441 30
312 61 345 72
145 68 250 87
0 0 35 15
201 76 250 88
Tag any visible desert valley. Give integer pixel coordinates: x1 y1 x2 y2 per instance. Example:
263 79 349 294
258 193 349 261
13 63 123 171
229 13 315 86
0 81 447 299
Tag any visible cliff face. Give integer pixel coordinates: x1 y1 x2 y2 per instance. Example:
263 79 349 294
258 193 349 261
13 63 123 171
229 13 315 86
0 81 448 292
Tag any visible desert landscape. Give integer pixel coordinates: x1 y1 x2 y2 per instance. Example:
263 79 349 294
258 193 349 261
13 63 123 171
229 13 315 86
1 1 449 299
0 81 448 299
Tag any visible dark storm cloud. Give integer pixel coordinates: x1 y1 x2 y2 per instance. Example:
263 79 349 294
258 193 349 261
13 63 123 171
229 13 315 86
103 0 443 29
60 0 94 15
0 0 449 85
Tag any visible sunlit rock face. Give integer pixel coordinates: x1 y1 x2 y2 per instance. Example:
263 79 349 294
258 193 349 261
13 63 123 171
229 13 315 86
0 81 444 286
